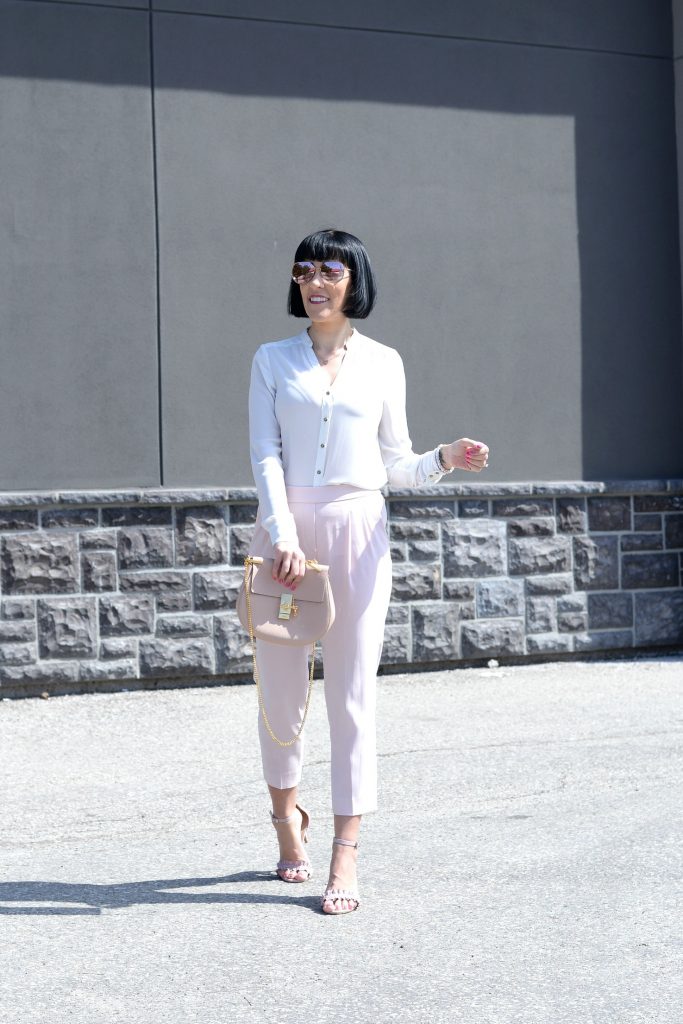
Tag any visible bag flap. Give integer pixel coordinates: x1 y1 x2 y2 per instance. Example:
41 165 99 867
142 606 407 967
249 562 328 603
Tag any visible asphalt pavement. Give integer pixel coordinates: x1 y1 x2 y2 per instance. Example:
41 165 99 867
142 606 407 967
1 654 681 1024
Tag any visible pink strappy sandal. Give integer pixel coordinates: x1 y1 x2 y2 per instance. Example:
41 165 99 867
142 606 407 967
320 837 360 915
270 803 312 883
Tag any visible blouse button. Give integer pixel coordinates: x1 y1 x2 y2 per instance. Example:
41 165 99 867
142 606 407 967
320 443 325 448
316 470 322 475
323 417 328 422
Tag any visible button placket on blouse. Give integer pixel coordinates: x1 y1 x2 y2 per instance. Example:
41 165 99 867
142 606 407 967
315 387 333 479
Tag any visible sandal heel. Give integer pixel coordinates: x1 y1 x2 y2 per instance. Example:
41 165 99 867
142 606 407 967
271 802 312 883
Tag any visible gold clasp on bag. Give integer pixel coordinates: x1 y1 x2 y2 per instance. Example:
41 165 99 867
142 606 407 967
278 593 299 620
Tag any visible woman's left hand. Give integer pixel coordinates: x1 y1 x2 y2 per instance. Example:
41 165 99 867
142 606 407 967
442 438 490 472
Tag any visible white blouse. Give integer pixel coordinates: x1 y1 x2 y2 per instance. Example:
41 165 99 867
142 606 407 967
248 326 447 547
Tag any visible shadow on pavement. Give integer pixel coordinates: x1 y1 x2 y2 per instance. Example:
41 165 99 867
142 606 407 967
0 873 321 915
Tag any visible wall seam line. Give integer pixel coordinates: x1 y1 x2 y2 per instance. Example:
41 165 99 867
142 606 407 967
149 1 164 486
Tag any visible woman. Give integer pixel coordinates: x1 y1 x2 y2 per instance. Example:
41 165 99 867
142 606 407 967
247 229 489 915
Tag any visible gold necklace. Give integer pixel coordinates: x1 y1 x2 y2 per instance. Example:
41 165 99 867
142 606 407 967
308 328 352 365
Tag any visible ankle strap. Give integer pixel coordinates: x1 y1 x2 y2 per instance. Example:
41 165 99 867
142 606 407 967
271 810 297 824
333 836 359 849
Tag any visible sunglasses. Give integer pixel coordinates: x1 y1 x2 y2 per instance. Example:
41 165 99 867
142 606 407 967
291 260 348 285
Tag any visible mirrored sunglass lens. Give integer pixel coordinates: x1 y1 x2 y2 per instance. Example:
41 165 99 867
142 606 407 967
292 262 315 282
321 261 345 280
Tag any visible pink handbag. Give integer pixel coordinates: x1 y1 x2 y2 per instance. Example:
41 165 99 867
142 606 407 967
237 555 335 646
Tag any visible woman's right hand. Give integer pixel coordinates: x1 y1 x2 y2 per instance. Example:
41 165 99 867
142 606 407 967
272 543 307 590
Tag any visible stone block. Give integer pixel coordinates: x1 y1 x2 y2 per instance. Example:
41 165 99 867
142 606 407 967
526 597 556 634
80 530 117 550
99 595 155 636
391 563 441 601
492 498 553 517
78 659 138 682
508 536 571 576
119 571 190 598
381 624 411 664
37 598 97 659
633 495 683 513
81 551 117 592
230 504 258 524
385 604 409 625
0 619 35 643
443 520 507 578
476 579 524 618
390 500 455 520
458 500 489 518
100 638 137 660
461 619 525 658
42 508 98 529
138 638 215 679
156 614 211 638
412 604 459 661
102 506 172 527
587 497 631 531
1 532 79 595
390 521 439 541
573 536 619 590
526 633 572 654
407 540 441 561
0 661 80 686
620 533 663 552
0 509 38 531
118 528 174 570
157 591 193 613
557 594 587 613
574 630 634 652
1 599 35 620
230 525 255 565
214 612 253 673
0 643 36 666
634 513 661 532
460 603 476 620
193 569 244 610
558 611 588 632
389 542 407 562
621 553 678 589
175 505 229 566
526 574 574 596
664 514 683 549
556 497 587 533
634 591 683 645
587 593 633 629
507 518 555 537
443 580 475 601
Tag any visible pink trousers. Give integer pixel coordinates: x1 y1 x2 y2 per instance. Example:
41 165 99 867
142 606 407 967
248 485 393 815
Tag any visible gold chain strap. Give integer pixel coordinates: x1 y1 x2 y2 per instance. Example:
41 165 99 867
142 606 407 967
243 557 316 747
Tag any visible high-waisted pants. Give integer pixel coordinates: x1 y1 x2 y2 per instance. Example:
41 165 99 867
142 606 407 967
248 485 393 816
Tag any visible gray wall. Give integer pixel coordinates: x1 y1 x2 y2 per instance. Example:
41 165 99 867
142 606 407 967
1 0 681 492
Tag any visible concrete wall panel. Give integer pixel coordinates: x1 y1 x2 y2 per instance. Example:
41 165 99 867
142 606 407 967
152 0 672 58
43 0 147 7
154 13 681 487
0 1 157 489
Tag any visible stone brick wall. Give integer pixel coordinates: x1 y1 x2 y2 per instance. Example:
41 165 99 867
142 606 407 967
1 482 682 697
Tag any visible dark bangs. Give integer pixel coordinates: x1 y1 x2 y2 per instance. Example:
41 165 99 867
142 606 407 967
287 228 377 319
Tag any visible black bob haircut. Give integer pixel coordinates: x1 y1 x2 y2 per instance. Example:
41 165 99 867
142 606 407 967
287 228 377 319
